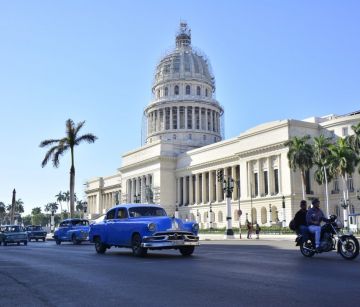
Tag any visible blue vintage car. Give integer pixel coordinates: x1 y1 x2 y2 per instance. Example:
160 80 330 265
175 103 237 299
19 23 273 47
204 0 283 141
26 225 47 242
53 218 90 245
0 225 28 246
89 204 199 257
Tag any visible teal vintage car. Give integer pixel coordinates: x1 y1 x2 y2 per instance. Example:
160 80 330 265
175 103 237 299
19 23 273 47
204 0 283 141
0 225 28 246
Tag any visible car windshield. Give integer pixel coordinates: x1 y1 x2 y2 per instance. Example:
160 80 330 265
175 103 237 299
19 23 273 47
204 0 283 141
128 207 167 218
72 220 89 226
5 226 21 232
27 226 42 231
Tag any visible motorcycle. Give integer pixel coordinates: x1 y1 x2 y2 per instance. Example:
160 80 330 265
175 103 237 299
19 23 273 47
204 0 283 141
295 215 359 260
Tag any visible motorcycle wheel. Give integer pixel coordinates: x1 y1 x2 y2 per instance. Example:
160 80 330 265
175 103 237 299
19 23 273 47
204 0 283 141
338 235 359 260
300 240 315 257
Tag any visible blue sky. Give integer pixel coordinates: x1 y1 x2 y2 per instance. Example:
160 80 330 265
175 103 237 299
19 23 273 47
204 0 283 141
0 1 359 214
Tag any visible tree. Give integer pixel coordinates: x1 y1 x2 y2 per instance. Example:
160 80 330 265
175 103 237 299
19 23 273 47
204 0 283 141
31 207 42 215
6 198 25 214
329 137 358 228
44 202 59 214
313 135 333 216
40 119 97 217
0 202 6 224
348 122 360 155
284 135 314 200
55 191 65 218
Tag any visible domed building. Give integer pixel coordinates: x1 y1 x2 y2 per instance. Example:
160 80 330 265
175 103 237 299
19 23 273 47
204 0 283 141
85 23 360 231
144 22 223 151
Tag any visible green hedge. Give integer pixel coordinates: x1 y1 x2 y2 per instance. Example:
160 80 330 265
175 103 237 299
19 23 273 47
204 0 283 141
199 226 294 234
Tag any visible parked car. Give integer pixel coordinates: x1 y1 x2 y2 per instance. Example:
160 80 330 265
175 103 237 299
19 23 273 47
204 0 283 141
53 219 90 245
89 204 200 257
26 225 47 242
0 225 28 246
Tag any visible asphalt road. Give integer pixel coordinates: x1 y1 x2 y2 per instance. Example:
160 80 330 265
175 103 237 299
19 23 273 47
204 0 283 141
0 239 359 307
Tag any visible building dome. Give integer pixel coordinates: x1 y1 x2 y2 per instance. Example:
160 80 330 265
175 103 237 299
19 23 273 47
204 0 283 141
153 24 215 90
144 22 224 152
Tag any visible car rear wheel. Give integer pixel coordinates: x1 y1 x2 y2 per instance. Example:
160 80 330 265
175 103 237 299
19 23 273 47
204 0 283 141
179 246 195 256
94 238 107 254
131 234 147 257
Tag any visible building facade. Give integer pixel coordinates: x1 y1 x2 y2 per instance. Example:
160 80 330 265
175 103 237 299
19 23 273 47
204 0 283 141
85 23 360 229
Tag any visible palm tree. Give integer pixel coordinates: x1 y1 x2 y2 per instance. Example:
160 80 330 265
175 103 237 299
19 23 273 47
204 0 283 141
329 137 358 228
44 202 59 214
284 135 314 200
0 202 5 225
313 135 333 216
31 207 42 215
76 200 85 218
348 122 360 155
40 119 97 217
64 191 70 213
55 191 65 218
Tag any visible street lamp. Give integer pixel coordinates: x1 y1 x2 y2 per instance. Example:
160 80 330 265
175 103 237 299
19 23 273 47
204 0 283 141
282 196 286 228
246 212 248 222
83 201 88 219
236 180 242 239
50 209 55 233
196 209 200 225
221 175 234 239
174 205 179 219
209 202 213 232
134 193 141 203
269 204 272 226
340 198 349 229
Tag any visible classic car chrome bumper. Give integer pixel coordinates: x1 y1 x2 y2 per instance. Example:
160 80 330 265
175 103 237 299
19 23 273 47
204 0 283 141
141 232 199 248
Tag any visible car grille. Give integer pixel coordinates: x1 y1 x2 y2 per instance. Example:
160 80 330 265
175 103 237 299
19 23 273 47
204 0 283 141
145 231 198 242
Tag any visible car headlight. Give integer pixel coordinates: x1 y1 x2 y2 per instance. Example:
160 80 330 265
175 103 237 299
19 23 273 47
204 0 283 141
192 223 199 232
147 223 156 232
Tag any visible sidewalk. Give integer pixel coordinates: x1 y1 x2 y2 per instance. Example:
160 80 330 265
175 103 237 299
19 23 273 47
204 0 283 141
199 233 297 241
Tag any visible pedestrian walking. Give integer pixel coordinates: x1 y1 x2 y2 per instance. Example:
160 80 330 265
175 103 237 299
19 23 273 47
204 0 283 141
246 220 252 239
255 223 261 239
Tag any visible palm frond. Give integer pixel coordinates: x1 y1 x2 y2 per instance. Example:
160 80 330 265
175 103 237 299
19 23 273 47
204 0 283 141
39 139 62 148
76 133 98 145
41 145 59 168
74 120 86 135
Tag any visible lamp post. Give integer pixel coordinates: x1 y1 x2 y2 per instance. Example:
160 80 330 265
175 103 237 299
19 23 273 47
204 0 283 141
222 176 234 239
236 180 242 239
174 205 179 219
209 202 213 232
196 209 200 225
269 204 272 226
50 209 55 233
83 201 88 219
246 212 248 222
134 193 141 203
282 196 286 228
340 199 349 229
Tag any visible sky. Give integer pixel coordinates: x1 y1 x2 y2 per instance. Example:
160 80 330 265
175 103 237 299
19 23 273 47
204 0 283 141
0 1 359 215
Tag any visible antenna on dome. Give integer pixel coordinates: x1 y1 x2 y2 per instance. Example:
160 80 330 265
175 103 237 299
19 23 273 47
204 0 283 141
176 21 191 48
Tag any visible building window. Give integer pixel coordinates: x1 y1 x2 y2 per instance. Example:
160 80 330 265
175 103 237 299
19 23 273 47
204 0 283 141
186 85 191 95
274 169 279 194
187 107 192 129
264 171 268 195
201 108 206 130
173 134 176 140
179 106 185 129
173 56 180 73
195 107 200 129
157 89 160 99
164 87 168 96
254 173 258 196
348 175 354 192
174 85 179 95
197 86 201 96
172 107 177 129
342 127 348 136
165 107 170 130
207 109 211 130
205 88 208 97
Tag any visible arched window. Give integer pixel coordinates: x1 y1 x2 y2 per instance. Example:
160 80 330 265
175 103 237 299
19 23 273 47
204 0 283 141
186 85 191 95
197 86 201 96
164 87 168 96
205 88 208 97
174 85 179 95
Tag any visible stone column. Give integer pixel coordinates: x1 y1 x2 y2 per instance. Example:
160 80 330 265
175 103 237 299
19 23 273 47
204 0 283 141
268 157 273 195
258 159 263 197
131 179 136 203
195 174 200 204
177 178 181 206
169 106 173 131
209 170 214 202
183 176 188 206
189 175 194 205
184 106 187 130
216 169 222 202
278 155 282 194
199 108 202 130
192 106 195 130
202 172 207 204
177 107 180 129
232 166 237 201
205 109 209 131
140 176 144 203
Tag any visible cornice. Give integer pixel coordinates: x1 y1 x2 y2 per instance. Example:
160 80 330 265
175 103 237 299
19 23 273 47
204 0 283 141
119 155 176 173
236 142 286 159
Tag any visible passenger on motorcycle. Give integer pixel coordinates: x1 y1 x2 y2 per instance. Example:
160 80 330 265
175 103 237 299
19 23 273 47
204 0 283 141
294 200 308 241
306 198 329 252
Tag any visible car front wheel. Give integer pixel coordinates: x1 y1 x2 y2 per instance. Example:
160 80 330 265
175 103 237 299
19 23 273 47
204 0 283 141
179 246 195 256
131 234 147 257
94 238 107 254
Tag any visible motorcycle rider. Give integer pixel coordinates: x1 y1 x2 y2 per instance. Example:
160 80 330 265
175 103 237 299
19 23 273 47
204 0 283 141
294 200 308 242
306 198 327 252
